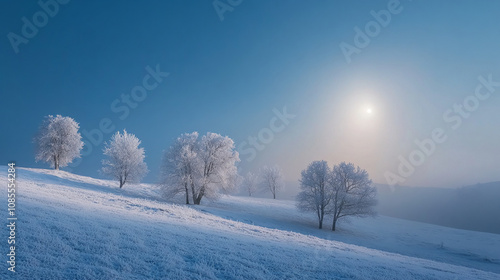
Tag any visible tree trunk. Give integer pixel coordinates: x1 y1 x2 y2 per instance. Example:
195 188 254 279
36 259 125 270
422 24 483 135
332 217 337 231
193 187 205 205
54 155 59 170
191 183 196 205
273 192 276 199
119 177 125 188
318 208 324 229
194 195 202 205
184 183 190 204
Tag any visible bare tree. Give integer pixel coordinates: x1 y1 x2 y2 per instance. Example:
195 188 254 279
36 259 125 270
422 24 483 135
34 115 84 170
329 162 377 231
260 165 284 199
101 130 148 188
296 161 332 229
160 132 240 205
241 171 259 196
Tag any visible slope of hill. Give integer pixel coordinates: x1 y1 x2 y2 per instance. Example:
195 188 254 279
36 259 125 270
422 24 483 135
376 183 500 234
1 166 499 279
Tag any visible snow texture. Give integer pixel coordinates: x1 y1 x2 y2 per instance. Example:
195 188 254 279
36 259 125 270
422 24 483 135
0 166 499 279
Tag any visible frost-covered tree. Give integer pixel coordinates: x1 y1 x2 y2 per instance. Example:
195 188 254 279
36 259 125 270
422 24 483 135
101 130 148 188
159 132 198 204
296 161 332 229
34 115 84 170
160 132 240 205
191 132 240 204
241 171 259 196
329 162 377 231
261 165 284 199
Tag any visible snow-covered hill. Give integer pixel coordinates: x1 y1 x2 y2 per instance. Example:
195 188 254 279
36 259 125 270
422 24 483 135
1 166 499 279
376 183 500 234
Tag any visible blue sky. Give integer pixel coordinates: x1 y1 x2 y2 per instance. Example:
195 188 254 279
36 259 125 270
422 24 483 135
1 0 500 187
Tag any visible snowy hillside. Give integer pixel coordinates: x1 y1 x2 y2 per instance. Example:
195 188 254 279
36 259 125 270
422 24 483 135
376 183 500 234
1 166 499 279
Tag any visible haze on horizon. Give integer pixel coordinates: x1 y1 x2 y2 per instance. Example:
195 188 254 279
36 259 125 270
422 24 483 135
1 1 499 189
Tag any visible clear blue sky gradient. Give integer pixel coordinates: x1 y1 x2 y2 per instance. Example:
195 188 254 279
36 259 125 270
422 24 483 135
1 0 499 187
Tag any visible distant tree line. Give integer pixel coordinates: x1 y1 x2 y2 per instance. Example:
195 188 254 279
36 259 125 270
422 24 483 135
240 166 285 199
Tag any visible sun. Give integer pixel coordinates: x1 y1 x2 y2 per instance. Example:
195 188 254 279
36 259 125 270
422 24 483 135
366 108 373 114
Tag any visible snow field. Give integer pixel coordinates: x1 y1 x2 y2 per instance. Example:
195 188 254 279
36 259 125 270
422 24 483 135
0 166 498 279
